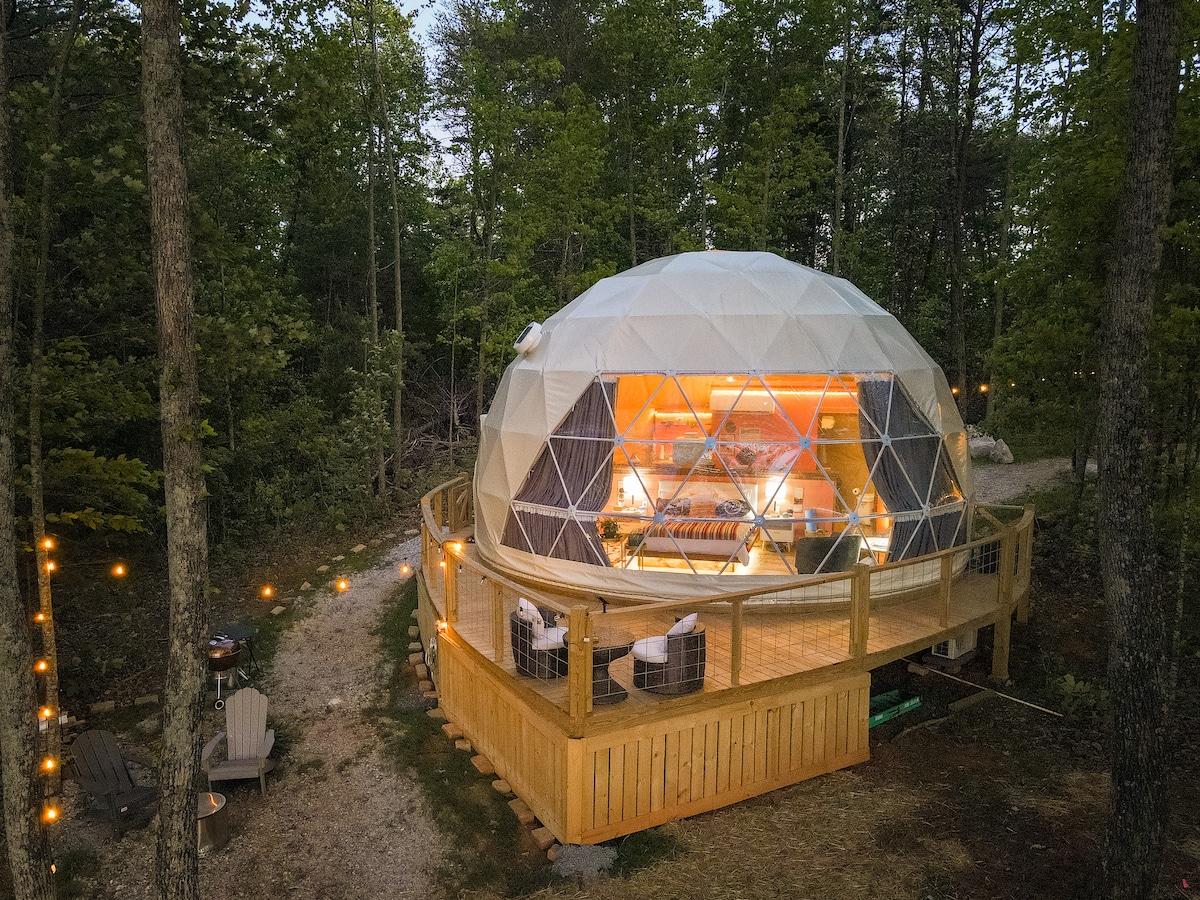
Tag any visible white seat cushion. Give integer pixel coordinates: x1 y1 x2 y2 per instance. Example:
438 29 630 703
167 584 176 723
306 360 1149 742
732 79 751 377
667 612 698 636
532 626 567 651
632 635 668 664
517 597 541 623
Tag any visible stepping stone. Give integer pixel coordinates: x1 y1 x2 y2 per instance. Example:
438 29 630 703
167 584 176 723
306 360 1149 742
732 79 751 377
408 625 420 638
508 798 535 825
90 701 115 714
442 723 463 740
418 680 433 692
352 544 366 553
317 565 330 573
272 605 286 615
530 826 556 851
134 695 158 706
404 528 419 536
547 843 562 862
407 642 423 652
332 555 345 561
300 581 312 591
426 708 447 721
455 739 472 752
415 664 429 679
471 755 495 775
492 779 511 795
423 691 439 700
410 610 418 620
408 652 424 665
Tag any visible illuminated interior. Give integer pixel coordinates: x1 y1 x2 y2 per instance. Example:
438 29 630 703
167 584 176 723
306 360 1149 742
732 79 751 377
500 372 966 576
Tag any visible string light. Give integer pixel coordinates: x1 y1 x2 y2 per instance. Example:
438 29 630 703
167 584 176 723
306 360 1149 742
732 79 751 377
400 563 411 575
261 585 273 599
34 659 48 673
335 578 349 592
41 757 56 773
42 804 60 825
112 563 127 577
45 561 56 573
40 706 53 720
41 538 54 550
34 612 45 623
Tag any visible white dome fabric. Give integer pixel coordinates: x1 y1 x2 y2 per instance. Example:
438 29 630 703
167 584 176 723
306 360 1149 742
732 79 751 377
474 251 972 601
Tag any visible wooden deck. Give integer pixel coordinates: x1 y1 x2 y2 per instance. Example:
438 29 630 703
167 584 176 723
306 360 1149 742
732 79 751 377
417 477 1034 844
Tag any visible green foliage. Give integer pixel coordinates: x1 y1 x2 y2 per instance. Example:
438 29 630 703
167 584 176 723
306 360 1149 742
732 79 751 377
1055 673 1110 720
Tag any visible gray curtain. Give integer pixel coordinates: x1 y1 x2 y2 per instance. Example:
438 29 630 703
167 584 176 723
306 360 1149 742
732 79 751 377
858 376 964 561
502 380 617 564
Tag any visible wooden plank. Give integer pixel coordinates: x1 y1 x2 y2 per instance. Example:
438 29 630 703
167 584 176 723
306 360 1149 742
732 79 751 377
650 734 665 813
677 728 693 804
812 696 827 768
664 729 679 811
754 706 769 784
704 720 719 797
777 702 793 775
594 747 610 829
715 718 730 794
728 713 745 791
610 744 627 825
690 722 706 800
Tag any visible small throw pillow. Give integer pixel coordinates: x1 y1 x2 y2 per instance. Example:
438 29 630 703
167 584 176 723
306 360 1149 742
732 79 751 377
667 612 698 636
517 597 541 623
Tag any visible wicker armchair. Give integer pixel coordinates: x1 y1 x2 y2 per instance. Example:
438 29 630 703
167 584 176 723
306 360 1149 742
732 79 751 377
632 615 706 695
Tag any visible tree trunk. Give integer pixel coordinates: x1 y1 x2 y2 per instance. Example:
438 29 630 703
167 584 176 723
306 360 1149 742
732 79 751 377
28 0 85 799
1096 0 1181 897
141 0 209 895
0 6 56 896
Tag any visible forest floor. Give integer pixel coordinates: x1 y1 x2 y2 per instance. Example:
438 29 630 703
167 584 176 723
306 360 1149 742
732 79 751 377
46 455 1200 900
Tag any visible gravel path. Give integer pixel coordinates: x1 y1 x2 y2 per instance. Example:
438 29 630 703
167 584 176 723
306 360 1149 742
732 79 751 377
54 537 444 899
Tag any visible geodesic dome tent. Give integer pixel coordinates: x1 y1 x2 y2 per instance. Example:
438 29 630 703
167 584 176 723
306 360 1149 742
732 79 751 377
474 251 973 603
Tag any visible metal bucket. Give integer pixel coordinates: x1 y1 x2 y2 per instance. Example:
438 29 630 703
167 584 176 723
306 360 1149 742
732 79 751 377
197 792 229 854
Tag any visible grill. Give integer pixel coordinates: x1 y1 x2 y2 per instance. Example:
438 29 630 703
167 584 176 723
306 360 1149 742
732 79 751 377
207 640 243 709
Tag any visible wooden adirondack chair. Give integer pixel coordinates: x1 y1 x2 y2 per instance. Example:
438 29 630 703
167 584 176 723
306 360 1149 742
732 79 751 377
69 729 157 838
201 687 276 797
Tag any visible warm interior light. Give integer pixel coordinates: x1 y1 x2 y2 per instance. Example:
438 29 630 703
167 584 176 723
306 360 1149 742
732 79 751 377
451 542 463 553
436 619 448 633
112 563 126 577
261 585 273 599
438 560 446 569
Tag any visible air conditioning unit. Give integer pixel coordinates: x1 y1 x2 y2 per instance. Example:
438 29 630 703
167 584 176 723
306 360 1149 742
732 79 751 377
932 629 978 660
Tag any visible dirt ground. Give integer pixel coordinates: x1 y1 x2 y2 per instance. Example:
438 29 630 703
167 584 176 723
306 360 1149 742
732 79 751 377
52 456 1199 900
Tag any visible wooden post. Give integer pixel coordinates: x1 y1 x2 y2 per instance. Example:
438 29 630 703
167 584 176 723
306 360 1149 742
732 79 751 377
491 581 505 662
444 551 458 629
998 527 1017 609
849 564 871 657
939 553 954 628
730 598 744 686
433 490 443 532
567 605 592 734
992 611 1011 682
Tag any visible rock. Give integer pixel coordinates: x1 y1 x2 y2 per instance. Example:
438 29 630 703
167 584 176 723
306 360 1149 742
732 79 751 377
491 779 511 794
470 755 495 775
408 642 423 652
508 798 535 825
415 664 429 680
408 626 420 638
990 439 1014 464
90 701 115 714
332 555 345 561
969 436 996 459
133 694 158 706
547 843 562 862
300 581 312 591
454 739 472 752
426 708 447 721
530 826 556 851
442 723 463 740
551 843 618 877
404 528 419 537
272 605 286 615
418 680 433 692
317 565 330 573
352 544 366 553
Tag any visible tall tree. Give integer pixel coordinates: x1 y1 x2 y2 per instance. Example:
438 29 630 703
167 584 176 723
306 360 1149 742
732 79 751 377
141 0 209 894
1095 0 1182 897
0 0 57 893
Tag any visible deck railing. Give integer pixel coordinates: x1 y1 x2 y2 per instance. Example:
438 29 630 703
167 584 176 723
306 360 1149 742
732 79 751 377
420 476 1034 735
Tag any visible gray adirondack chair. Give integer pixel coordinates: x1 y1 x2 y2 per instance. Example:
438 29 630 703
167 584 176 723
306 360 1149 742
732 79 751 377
201 687 276 797
69 729 157 838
